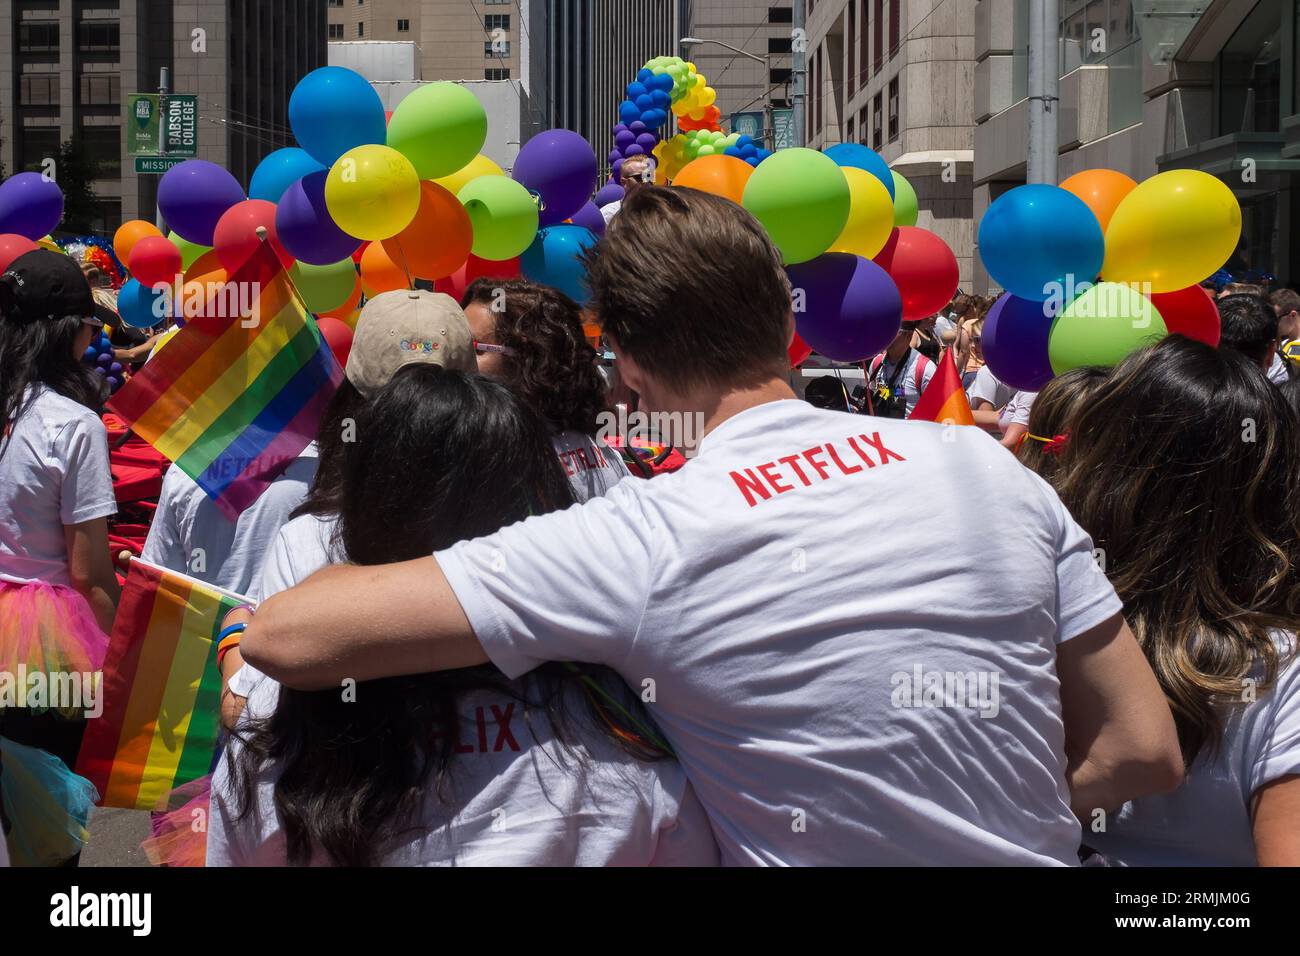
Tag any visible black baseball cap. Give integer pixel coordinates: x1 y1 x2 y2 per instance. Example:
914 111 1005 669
0 250 101 328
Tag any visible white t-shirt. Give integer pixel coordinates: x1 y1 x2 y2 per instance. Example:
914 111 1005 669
1268 351 1289 384
968 366 1015 412
1087 633 1300 866
999 390 1038 433
141 445 318 600
551 431 629 503
599 200 622 225
0 387 116 586
436 399 1123 865
217 511 716 867
870 349 935 417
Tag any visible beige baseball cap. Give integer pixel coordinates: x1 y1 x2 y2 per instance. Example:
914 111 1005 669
345 290 477 398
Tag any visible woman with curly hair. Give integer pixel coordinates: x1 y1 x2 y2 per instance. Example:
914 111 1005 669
461 278 630 501
1043 336 1300 866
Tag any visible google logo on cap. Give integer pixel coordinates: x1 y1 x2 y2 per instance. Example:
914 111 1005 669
400 339 440 353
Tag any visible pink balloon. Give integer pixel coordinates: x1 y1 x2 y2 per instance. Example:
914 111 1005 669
213 199 292 272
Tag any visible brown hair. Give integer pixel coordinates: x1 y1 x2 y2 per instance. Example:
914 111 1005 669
460 277 609 434
582 185 791 391
1048 336 1300 765
1015 366 1110 481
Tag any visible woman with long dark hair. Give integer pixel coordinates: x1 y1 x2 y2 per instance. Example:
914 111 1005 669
0 251 120 865
461 278 630 501
1033 336 1300 865
207 364 716 866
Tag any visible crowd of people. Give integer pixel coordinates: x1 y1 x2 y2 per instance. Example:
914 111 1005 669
0 183 1297 867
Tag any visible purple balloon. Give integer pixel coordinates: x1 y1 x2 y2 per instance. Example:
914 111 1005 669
982 294 1056 391
570 201 606 238
624 145 645 158
0 172 64 239
276 171 363 265
629 121 647 134
614 130 636 149
513 129 599 227
786 253 903 362
635 133 659 151
608 148 623 165
158 160 246 245
594 183 624 208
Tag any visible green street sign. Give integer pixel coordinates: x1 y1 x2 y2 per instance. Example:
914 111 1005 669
135 156 185 174
126 94 160 156
164 94 198 156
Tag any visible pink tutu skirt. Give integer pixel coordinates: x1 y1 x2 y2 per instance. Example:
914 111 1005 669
141 774 211 867
0 580 108 718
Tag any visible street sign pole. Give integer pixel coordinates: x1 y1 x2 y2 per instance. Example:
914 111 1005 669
155 67 170 232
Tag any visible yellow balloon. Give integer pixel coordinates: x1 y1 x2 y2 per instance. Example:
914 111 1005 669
324 144 421 241
37 235 61 252
1102 170 1242 293
433 153 504 198
829 167 895 259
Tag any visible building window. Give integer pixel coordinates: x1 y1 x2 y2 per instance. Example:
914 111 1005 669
889 0 900 57
485 40 511 56
1218 0 1281 135
873 0 883 74
397 19 409 32
20 129 60 172
79 128 120 176
328 24 344 39
847 1 857 99
485 14 511 31
18 21 59 54
770 67 792 85
78 20 120 52
19 74 59 106
486 0 510 4
328 0 342 5
769 5 793 23
80 73 121 106
888 76 898 141
872 91 883 149
768 36 792 54
358 22 364 37
486 68 511 80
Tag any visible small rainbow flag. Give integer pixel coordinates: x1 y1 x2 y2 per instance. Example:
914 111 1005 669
108 240 341 519
910 349 975 426
76 559 247 811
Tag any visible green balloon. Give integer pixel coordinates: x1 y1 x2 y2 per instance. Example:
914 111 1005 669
741 148 850 264
892 170 919 227
387 82 488 180
458 176 539 261
1048 282 1168 374
167 231 210 270
291 258 357 314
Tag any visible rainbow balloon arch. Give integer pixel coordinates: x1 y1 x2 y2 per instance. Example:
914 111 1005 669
0 55 1245 392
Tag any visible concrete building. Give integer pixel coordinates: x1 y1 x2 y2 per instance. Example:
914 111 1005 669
805 0 977 287
0 0 325 232
974 0 1300 290
683 0 797 145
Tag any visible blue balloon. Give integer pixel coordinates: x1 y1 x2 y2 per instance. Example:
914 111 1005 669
635 94 653 110
650 89 671 109
619 101 639 123
118 278 169 329
978 184 1104 302
638 68 654 83
288 66 387 166
249 147 326 203
520 225 599 305
627 82 647 98
824 143 895 200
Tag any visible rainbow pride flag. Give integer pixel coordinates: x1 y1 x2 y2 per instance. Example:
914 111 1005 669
910 349 975 426
76 559 246 811
108 240 341 519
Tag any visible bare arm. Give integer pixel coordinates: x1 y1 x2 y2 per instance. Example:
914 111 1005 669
218 606 252 732
239 557 487 691
64 518 120 634
1252 774 1300 866
1057 612 1184 819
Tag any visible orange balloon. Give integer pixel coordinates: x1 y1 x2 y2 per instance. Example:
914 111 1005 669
320 278 362 321
672 155 753 205
382 181 473 281
361 241 410 297
179 248 231 319
1059 169 1138 233
113 219 163 266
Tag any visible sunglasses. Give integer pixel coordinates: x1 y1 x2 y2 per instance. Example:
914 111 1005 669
473 339 515 356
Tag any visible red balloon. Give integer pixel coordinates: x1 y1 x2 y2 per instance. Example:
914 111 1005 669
128 235 183 287
213 199 292 272
872 226 960 322
0 233 38 273
434 254 522 302
788 331 813 367
1148 285 1220 348
316 315 354 367
351 241 369 265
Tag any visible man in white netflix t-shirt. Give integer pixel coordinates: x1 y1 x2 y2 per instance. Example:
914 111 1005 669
243 186 1183 866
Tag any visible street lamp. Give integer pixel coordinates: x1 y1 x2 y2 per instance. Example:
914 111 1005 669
679 36 776 150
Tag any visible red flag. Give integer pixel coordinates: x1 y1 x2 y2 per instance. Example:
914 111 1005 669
909 350 975 425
